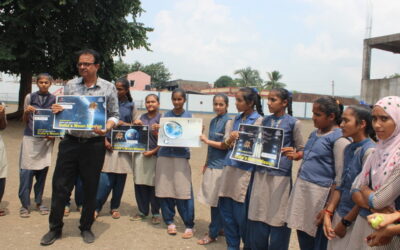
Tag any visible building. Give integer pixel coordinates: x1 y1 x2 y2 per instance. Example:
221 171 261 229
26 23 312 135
361 33 400 104
201 87 269 98
201 87 358 105
126 71 151 91
161 79 210 93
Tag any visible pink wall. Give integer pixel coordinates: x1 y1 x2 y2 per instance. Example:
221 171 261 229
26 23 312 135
126 71 151 91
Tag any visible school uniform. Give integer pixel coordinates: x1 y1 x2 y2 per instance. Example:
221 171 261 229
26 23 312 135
218 111 263 250
327 138 374 250
18 92 55 209
155 110 194 228
0 115 7 203
96 100 135 212
133 112 161 217
286 128 349 250
197 113 232 239
247 114 304 250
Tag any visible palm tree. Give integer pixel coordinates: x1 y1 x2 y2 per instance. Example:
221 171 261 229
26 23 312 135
264 70 286 90
234 67 263 88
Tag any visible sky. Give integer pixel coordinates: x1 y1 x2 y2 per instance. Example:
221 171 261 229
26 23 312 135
122 0 400 97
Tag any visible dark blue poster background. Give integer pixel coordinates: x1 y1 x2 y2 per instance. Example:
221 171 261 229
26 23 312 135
33 109 65 137
111 126 149 152
54 96 106 130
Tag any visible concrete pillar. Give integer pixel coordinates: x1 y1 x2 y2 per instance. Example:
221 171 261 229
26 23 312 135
362 40 371 80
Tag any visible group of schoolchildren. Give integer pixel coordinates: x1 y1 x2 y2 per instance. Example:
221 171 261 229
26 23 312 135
0 72 400 250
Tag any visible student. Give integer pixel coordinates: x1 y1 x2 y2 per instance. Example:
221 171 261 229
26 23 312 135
0 102 7 216
322 105 375 250
131 94 161 224
197 93 232 245
64 177 83 216
19 73 56 218
367 211 400 247
286 97 349 250
155 88 195 239
95 78 136 219
349 96 400 249
218 87 264 250
247 88 304 250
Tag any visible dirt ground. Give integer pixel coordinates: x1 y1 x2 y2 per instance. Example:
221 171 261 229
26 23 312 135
0 105 315 250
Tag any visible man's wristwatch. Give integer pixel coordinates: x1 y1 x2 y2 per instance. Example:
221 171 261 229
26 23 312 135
341 218 352 227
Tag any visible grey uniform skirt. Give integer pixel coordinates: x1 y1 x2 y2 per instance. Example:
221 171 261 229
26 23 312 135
155 156 192 199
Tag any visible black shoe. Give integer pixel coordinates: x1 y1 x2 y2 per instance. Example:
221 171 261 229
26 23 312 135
81 230 95 244
40 230 61 246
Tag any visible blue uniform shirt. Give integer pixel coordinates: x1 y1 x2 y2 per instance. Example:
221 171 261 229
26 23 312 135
336 138 375 218
207 113 231 169
298 128 344 187
256 114 300 176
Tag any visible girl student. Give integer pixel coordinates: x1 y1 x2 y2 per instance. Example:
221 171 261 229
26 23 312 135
247 88 305 250
366 211 400 247
285 96 350 250
348 96 400 249
322 105 375 250
0 102 7 216
19 73 56 218
154 88 196 239
218 87 264 250
197 93 232 245
131 94 161 224
95 78 136 219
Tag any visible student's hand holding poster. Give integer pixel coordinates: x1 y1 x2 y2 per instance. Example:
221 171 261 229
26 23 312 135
230 124 284 169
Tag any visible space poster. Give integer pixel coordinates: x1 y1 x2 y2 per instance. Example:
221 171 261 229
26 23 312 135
230 124 284 169
53 95 106 130
157 117 202 147
111 125 149 152
32 109 65 137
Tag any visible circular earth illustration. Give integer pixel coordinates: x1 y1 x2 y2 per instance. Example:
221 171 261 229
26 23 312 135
163 121 183 139
125 128 139 141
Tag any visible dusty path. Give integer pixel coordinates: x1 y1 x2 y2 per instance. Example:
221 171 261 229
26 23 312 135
0 108 313 249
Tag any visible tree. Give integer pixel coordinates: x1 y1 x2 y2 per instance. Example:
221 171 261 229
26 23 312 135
264 70 286 90
113 59 132 79
0 0 152 118
234 67 263 88
214 75 235 88
141 62 171 89
130 61 143 72
107 60 171 89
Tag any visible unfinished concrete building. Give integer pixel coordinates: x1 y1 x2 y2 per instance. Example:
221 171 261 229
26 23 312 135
361 33 400 104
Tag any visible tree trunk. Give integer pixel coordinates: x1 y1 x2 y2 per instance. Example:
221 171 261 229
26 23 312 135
7 71 32 120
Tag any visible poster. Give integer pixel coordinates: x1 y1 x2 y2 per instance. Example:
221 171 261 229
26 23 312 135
33 109 65 137
230 124 284 169
53 95 106 130
157 117 202 147
111 126 149 152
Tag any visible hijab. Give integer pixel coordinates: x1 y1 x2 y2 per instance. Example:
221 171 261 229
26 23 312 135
360 96 400 190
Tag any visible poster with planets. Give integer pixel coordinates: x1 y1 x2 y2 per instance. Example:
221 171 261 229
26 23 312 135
157 117 202 147
33 109 65 137
53 95 106 130
230 124 284 169
111 125 149 152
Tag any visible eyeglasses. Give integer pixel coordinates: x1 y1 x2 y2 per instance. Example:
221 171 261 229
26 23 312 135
76 62 96 68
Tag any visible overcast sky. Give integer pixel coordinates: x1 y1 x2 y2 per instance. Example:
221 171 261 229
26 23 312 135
123 0 400 96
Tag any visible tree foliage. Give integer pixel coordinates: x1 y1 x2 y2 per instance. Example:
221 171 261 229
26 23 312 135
113 60 171 89
142 62 171 89
0 0 152 117
264 70 286 90
234 67 263 88
214 75 235 88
